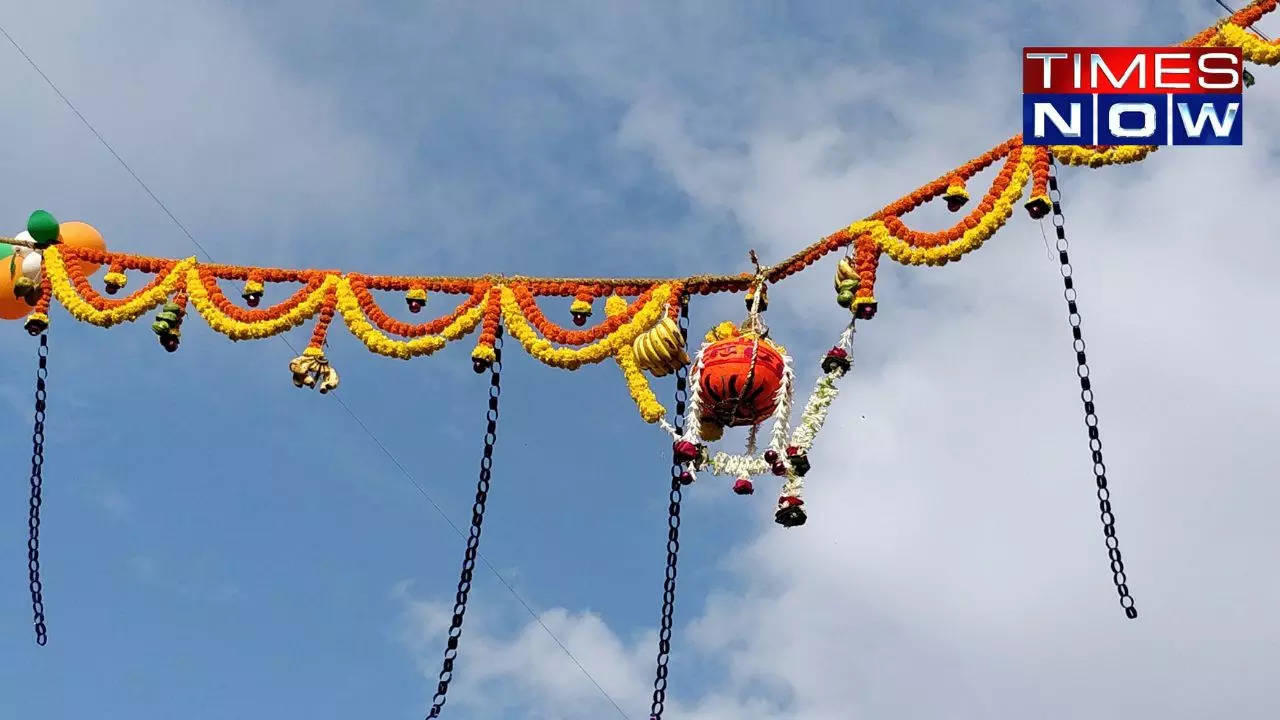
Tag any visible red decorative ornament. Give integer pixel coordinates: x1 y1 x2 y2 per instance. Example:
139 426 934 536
696 336 785 427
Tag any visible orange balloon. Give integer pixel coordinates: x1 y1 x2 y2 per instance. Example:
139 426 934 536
58 221 106 277
0 258 31 320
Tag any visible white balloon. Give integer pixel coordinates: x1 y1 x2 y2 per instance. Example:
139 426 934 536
14 230 34 246
20 249 42 281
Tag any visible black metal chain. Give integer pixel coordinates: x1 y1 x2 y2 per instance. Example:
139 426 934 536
1047 158 1138 620
425 326 503 718
29 333 49 645
650 295 690 720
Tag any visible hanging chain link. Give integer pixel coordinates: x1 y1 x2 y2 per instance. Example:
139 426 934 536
29 333 49 646
425 325 503 718
1047 159 1138 620
650 294 690 720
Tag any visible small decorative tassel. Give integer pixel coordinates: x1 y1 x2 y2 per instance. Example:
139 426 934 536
943 176 969 212
241 277 264 307
103 264 127 295
405 286 427 313
570 286 594 327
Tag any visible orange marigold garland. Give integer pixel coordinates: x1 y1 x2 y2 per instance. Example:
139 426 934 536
290 287 340 393
1026 145 1052 219
472 286 503 372
23 271 52 336
347 276 483 338
511 283 656 346
196 267 324 324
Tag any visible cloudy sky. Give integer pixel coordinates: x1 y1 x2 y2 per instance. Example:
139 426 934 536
2 1 1277 718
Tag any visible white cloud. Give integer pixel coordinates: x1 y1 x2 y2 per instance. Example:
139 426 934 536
397 4 1280 719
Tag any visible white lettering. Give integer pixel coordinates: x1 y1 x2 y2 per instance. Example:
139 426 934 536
1155 53 1191 89
1108 103 1156 138
1026 52 1069 89
1198 52 1241 89
1177 101 1239 138
1092 53 1145 90
1034 102 1082 138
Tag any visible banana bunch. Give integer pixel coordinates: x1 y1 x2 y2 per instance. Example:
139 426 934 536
632 315 690 377
289 352 340 394
833 256 861 309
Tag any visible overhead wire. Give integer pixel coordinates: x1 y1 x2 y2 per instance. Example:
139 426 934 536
0 19 630 719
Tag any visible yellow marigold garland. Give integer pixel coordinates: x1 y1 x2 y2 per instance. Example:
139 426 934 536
1214 22 1280 64
501 283 673 370
336 277 485 359
869 145 1035 266
186 268 336 340
606 294 665 422
44 247 192 327
1051 145 1156 167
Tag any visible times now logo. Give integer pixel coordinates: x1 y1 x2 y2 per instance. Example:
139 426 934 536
1022 47 1243 146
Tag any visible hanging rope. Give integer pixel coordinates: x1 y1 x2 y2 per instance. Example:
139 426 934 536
649 295 690 720
1047 158 1138 620
28 332 49 646
424 325 503 718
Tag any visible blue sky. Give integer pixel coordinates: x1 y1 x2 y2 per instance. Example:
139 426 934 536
2 1 1279 718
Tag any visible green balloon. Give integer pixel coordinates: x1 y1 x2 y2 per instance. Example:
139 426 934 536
26 210 59 245
0 244 12 262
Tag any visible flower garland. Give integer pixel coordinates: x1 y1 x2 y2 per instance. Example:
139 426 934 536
16 1 1278 420
336 277 487 359
346 276 485 337
186 268 336 341
500 283 673 369
606 294 666 423
44 247 191 327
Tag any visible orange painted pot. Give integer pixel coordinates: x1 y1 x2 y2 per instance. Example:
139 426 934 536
697 336 785 427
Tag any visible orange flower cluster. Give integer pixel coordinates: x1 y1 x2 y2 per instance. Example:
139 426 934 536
1188 0 1275 45
63 247 169 274
196 264 314 283
62 250 175 310
196 267 325 323
876 139 1018 219
511 283 656 345
361 275 481 293
1026 146 1052 217
33 272 52 315
346 276 487 337
880 148 1020 248
308 290 336 349
851 235 880 306
473 287 502 362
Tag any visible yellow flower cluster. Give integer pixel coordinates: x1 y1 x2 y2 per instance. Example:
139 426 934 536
569 298 592 314
865 145 1036 266
44 247 193 327
1052 145 1155 167
103 271 127 289
501 284 672 370
335 277 484 359
605 294 665 423
1215 22 1280 64
186 269 336 340
705 321 738 343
